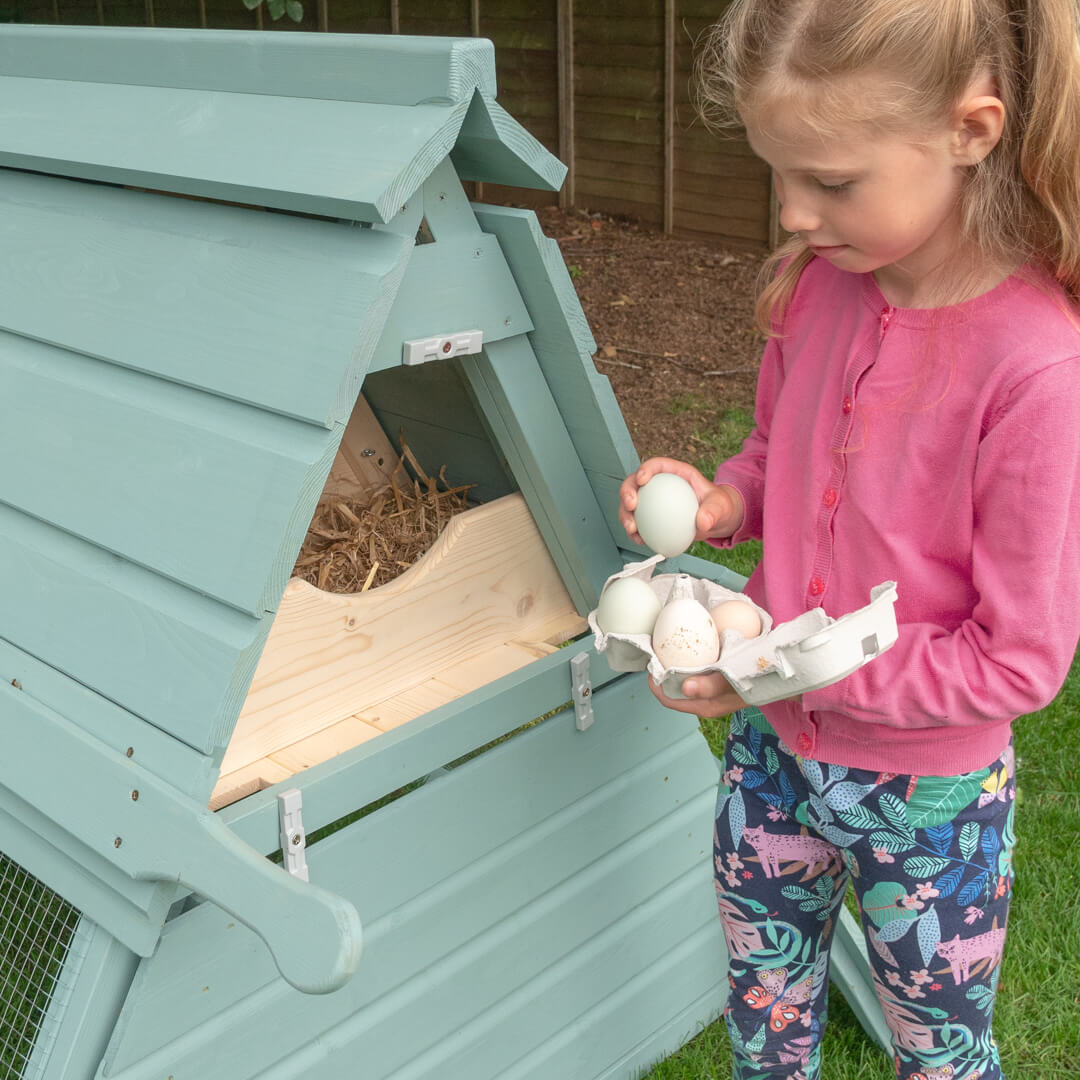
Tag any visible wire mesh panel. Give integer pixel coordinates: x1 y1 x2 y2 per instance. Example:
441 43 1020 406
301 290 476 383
0 849 83 1080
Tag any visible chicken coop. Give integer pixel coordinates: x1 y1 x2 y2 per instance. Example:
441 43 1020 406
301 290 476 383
0 24 887 1080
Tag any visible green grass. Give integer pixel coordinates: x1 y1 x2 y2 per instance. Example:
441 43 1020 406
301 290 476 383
639 403 1080 1079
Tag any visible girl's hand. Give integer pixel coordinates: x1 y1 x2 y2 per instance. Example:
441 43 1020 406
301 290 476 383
619 456 744 546
649 672 746 718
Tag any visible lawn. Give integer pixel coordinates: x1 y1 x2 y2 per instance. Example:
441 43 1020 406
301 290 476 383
639 407 1080 1080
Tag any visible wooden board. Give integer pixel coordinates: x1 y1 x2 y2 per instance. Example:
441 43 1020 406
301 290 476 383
322 394 404 499
211 493 586 808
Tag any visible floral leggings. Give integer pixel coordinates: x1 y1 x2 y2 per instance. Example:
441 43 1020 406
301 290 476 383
714 708 1015 1080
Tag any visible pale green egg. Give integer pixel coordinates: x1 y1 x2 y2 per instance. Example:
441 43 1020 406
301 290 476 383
634 473 699 557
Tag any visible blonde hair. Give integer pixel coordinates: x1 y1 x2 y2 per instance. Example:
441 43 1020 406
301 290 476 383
695 0 1080 331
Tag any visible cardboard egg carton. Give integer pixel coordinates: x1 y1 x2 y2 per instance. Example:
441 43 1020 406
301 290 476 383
587 555 899 706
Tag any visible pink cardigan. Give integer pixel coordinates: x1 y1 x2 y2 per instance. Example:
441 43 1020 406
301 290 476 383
712 259 1080 775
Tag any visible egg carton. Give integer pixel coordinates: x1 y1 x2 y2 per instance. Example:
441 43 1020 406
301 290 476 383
587 555 899 706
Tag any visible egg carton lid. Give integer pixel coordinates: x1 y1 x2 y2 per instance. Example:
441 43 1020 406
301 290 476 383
588 556 899 706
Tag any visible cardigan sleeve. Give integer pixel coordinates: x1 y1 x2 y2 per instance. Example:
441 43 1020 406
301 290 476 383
802 355 1080 729
709 334 784 547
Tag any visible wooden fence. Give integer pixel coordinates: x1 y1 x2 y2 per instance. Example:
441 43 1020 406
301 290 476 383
3 0 773 248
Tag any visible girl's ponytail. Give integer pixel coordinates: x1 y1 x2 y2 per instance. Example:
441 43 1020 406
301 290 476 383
1011 0 1080 299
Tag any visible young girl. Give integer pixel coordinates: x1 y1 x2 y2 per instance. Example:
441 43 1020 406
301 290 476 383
619 3 1080 1078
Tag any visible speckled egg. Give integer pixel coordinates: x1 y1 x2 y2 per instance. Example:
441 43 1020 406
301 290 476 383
651 595 720 669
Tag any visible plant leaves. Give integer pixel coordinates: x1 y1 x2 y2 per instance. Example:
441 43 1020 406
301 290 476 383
779 769 797 809
861 881 918 927
740 769 769 790
765 745 781 775
876 916 915 942
906 769 991 828
285 0 303 19
728 786 746 849
838 804 887 832
801 757 824 789
731 742 759 766
821 824 861 847
879 792 915 839
933 865 965 899
959 820 980 861
869 830 913 854
902 855 951 879
925 821 954 855
917 905 941 967
823 780 877 812
958 872 989 907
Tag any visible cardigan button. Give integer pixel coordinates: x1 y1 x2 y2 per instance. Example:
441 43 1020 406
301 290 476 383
809 576 824 596
796 733 813 755
823 488 837 508
842 396 853 413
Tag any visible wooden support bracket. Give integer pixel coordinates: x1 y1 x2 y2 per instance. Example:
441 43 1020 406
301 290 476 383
0 679 362 995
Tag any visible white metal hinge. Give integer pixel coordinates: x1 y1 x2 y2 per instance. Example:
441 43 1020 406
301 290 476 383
571 652 594 732
277 787 309 882
402 329 483 366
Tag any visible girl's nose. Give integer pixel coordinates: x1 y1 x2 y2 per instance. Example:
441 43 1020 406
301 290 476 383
777 193 820 235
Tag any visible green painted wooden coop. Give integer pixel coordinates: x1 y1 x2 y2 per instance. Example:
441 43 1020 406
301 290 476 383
0 24 889 1080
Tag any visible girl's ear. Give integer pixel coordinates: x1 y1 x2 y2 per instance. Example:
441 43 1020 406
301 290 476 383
953 91 1005 166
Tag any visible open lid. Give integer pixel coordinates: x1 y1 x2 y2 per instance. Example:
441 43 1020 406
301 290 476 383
0 27 563 761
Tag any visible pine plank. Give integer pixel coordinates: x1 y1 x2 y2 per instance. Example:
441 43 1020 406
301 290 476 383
214 494 580 793
322 394 404 500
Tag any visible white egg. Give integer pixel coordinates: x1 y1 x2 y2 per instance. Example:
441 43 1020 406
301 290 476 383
710 599 763 640
651 595 720 669
595 576 662 636
634 473 699 557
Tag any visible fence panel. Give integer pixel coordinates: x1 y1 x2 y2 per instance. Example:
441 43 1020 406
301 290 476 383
2 0 769 247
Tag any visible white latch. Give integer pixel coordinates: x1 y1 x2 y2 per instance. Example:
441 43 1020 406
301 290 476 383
571 652 594 732
277 787 309 881
402 329 484 366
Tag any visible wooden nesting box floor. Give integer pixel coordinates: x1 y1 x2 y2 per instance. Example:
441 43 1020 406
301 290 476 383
211 492 586 809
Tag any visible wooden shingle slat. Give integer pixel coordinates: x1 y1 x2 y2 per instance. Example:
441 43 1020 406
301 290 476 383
0 75 468 223
0 25 498 106
0 335 334 616
0 170 410 427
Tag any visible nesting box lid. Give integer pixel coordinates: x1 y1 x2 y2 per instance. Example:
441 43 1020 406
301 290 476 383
0 26 567 765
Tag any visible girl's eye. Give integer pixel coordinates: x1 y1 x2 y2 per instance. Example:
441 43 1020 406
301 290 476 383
816 179 853 195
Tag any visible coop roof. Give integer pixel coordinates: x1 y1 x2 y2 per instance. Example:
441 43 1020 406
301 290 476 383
0 26 566 769
0 26 565 221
